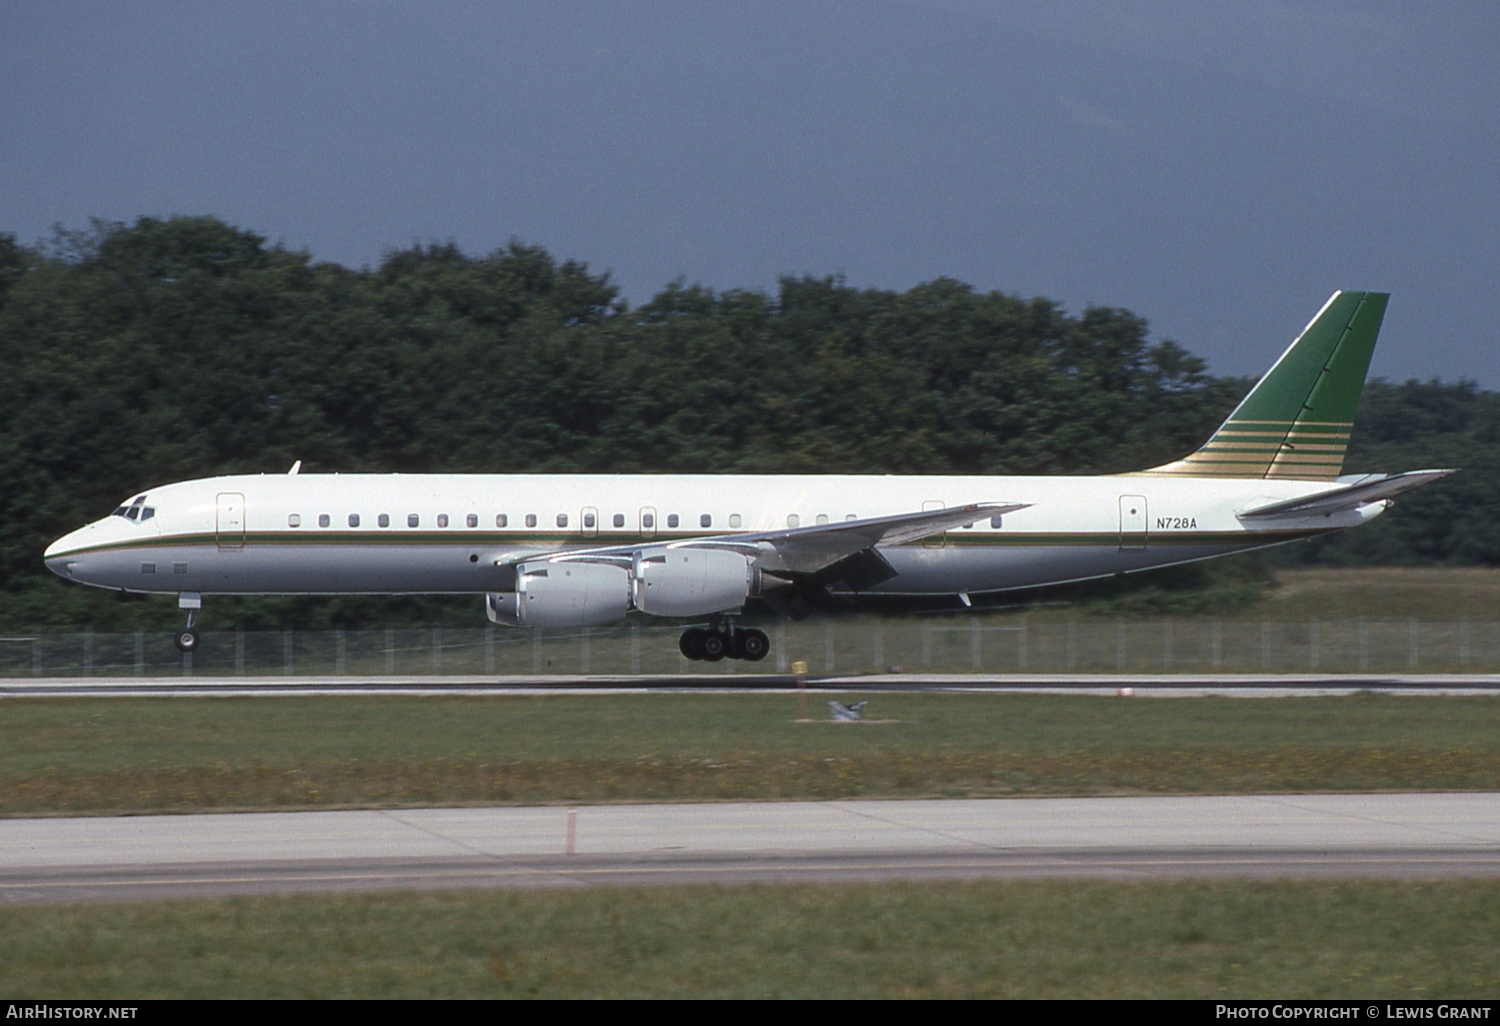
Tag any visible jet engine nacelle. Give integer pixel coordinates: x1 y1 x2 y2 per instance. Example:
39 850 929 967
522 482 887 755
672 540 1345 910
485 561 630 627
632 548 755 617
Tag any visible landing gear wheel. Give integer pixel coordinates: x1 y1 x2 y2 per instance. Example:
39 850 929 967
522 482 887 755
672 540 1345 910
699 631 729 662
738 628 770 662
174 628 200 653
679 628 707 661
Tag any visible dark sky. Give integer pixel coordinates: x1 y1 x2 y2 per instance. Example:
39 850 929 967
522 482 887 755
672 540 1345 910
2 0 1496 383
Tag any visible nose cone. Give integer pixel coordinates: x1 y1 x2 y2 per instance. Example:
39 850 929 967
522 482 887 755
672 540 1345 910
44 524 95 577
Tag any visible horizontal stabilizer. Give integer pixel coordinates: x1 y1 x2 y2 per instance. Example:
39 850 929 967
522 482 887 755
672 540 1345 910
1238 469 1454 520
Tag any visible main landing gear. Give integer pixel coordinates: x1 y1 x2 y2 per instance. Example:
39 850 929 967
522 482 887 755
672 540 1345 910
679 617 770 663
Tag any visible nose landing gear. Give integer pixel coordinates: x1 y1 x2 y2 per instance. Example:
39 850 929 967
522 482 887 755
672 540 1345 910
174 625 200 653
679 616 770 663
174 591 202 653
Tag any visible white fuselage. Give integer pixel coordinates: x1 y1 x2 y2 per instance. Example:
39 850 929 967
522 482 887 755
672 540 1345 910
43 472 1380 604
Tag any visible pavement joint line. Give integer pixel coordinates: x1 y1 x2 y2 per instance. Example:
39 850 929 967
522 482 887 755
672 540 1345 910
374 808 526 862
1247 793 1500 845
826 800 996 851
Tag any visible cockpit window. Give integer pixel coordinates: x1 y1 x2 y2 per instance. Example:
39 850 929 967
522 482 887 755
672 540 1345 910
112 495 155 523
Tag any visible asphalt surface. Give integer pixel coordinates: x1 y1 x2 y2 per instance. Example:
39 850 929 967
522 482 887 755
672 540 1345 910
5 672 1500 696
4 793 1500 903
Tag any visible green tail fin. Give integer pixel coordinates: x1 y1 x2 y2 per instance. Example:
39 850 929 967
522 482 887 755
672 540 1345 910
1144 290 1388 481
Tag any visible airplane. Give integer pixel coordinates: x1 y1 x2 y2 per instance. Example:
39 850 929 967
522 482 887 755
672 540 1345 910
43 290 1451 662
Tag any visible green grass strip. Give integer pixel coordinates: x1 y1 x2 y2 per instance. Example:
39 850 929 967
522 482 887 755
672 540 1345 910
2 880 1497 998
5 693 1500 815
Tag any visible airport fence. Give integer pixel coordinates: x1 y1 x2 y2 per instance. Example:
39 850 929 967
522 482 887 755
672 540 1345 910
3 616 1500 678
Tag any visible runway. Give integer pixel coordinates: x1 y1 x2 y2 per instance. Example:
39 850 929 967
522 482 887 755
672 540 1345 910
4 793 1500 903
5 672 1500 697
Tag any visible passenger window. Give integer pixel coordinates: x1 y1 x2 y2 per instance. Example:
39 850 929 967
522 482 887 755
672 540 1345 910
613 513 625 529
408 514 420 528
845 514 857 521
497 514 509 528
584 512 596 529
642 512 654 529
288 514 301 528
466 513 478 528
816 514 829 525
729 514 742 528
525 514 537 528
348 514 360 528
437 514 449 528
787 514 800 528
378 514 390 528
990 515 1004 529
318 514 331 528
667 514 679 529
557 513 568 528
700 514 712 528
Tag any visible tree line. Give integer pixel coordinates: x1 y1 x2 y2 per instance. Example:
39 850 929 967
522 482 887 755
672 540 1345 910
0 216 1485 628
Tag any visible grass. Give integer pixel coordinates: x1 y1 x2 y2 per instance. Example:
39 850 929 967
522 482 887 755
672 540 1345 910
1256 567 1500 622
2 880 1498 998
5 692 1500 815
999 565 1500 624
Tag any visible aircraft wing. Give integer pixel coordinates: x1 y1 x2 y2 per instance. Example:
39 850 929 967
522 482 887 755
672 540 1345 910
674 501 1030 573
1238 469 1454 520
503 501 1029 580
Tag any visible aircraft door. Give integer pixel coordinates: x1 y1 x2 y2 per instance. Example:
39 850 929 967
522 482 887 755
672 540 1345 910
581 506 599 538
1118 495 1147 551
640 507 658 540
216 492 246 551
